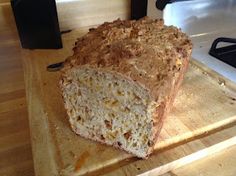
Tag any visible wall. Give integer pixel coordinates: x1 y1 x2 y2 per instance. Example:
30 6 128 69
0 0 131 45
57 0 130 31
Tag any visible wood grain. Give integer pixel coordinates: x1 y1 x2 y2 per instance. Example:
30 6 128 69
57 0 131 31
0 0 9 4
0 1 128 174
0 0 130 35
0 37 34 175
0 3 19 46
105 127 236 176
22 29 236 176
164 144 236 176
1 1 236 175
0 3 33 173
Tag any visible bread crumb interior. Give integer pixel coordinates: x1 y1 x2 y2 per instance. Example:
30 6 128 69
61 67 157 157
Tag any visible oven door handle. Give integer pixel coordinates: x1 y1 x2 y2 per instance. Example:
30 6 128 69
156 0 192 10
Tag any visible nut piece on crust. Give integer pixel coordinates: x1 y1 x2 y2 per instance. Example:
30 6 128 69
60 17 192 158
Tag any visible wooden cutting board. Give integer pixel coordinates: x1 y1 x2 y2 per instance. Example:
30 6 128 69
22 29 236 176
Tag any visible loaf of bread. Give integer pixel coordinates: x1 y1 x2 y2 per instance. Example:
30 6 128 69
60 17 192 158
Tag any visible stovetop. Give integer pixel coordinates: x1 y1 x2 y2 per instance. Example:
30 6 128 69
148 0 236 84
192 32 236 84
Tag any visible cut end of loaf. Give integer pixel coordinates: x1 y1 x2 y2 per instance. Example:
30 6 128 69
60 67 158 158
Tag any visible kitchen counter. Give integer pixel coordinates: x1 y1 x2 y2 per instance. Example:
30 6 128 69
0 20 34 176
1 22 236 176
1 0 236 175
21 28 236 176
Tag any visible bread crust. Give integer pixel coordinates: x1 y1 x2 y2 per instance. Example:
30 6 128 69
147 52 190 156
62 17 192 102
60 17 192 158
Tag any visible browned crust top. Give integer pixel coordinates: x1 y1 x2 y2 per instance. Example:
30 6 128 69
62 17 192 102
